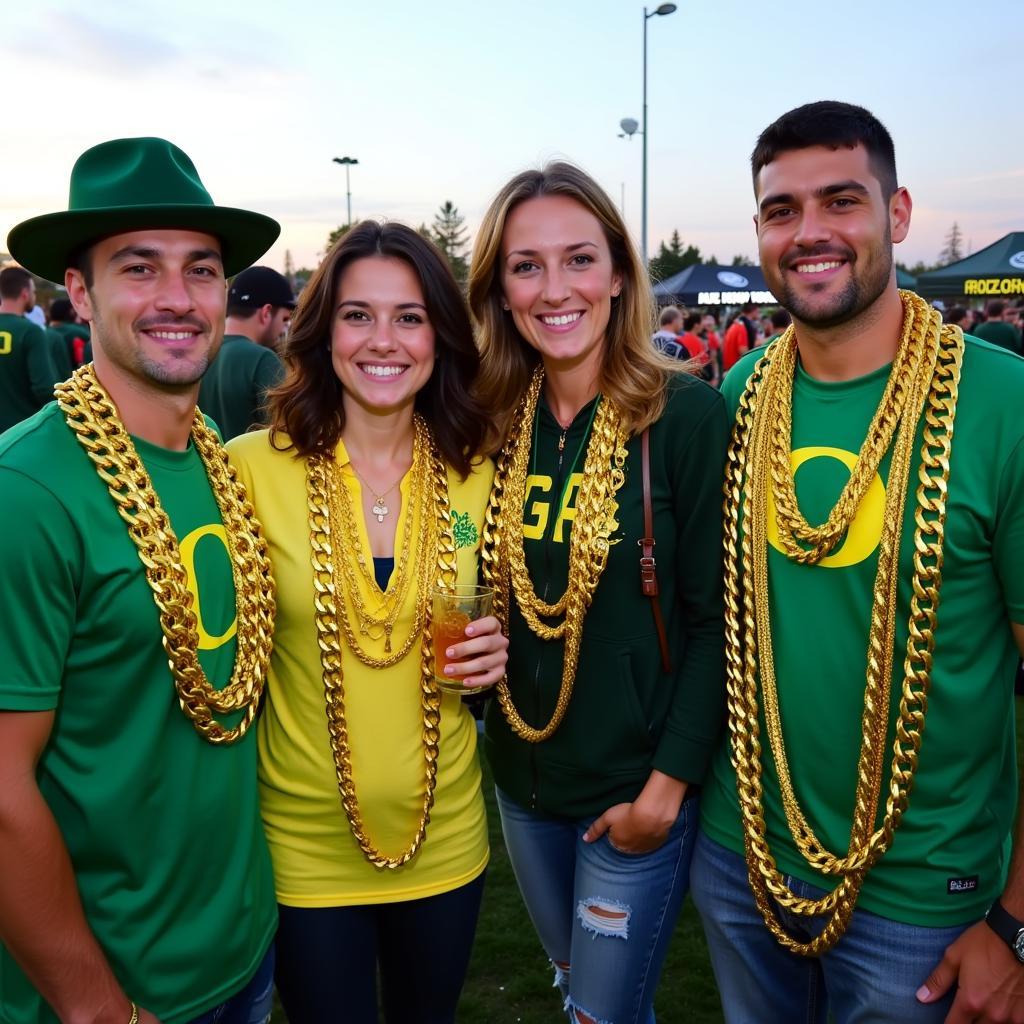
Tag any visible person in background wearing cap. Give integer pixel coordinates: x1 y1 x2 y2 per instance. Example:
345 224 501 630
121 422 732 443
0 265 60 432
198 265 293 441
0 137 280 1024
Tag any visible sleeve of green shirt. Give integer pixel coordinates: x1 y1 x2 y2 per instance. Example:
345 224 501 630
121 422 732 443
25 323 59 406
0 469 78 710
995 432 1024 624
651 392 730 784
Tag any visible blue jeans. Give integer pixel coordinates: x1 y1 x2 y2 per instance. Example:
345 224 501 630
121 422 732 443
186 945 275 1024
496 787 698 1024
274 872 486 1024
690 831 971 1023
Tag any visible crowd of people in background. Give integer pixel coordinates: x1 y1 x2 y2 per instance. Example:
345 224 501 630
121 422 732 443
652 294 1023 385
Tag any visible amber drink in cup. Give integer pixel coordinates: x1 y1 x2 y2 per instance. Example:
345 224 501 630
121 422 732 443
432 585 494 693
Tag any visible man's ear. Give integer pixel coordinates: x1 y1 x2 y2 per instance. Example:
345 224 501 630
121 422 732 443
65 269 94 323
890 186 912 245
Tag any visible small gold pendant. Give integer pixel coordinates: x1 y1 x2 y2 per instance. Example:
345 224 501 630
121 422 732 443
558 431 567 453
372 500 388 523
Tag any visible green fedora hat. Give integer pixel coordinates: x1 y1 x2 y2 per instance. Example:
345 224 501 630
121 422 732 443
7 137 280 283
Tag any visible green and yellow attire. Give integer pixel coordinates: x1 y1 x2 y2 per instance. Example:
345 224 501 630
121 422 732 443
0 405 276 1024
486 377 729 817
701 334 1024 926
198 335 284 441
0 313 58 433
227 430 490 905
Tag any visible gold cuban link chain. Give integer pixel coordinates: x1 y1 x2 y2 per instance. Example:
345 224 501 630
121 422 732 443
327 422 432 662
55 365 275 744
722 291 965 954
307 415 458 868
482 366 630 743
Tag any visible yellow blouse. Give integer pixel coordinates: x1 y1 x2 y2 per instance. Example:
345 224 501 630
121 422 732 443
227 430 491 906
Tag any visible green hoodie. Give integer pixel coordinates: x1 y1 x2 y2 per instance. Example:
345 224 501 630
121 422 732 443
485 375 729 818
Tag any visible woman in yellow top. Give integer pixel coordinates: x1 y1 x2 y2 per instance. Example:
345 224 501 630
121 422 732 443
227 221 507 1024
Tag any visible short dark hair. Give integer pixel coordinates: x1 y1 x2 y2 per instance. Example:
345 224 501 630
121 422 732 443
986 299 1006 318
268 220 485 477
741 301 759 315
944 306 967 325
227 299 268 319
49 297 76 322
0 266 33 299
683 312 702 331
67 244 95 288
771 309 792 330
751 100 898 198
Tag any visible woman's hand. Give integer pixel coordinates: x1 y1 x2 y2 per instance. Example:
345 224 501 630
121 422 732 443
440 615 508 689
583 770 689 854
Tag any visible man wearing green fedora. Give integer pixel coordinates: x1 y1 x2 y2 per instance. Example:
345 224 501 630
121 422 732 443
0 138 281 1024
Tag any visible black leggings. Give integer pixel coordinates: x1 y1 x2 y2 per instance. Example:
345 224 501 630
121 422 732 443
274 872 486 1024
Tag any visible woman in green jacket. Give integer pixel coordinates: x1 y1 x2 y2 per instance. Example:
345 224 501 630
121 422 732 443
468 162 728 1023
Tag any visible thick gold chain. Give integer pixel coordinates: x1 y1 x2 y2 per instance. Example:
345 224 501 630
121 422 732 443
722 291 964 954
482 367 629 742
55 365 275 744
307 415 458 868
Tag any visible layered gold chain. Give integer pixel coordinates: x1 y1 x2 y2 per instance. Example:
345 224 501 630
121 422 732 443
307 415 458 868
723 291 964 954
55 364 275 744
482 367 630 742
327 424 431 663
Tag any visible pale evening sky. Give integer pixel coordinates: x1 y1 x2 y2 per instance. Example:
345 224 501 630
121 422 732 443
2 0 1021 278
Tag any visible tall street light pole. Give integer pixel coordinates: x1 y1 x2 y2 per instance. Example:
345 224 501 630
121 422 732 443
332 156 359 226
642 3 676 269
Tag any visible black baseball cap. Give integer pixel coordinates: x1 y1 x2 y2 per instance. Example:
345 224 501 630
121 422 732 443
228 265 296 310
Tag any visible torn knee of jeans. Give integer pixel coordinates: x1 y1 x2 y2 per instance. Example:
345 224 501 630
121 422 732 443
551 959 570 989
576 896 630 940
568 1000 611 1024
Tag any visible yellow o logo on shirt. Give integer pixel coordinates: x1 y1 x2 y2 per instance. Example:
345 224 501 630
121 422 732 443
766 446 885 568
178 524 237 650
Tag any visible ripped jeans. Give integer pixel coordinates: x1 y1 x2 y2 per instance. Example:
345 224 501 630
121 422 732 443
496 787 697 1024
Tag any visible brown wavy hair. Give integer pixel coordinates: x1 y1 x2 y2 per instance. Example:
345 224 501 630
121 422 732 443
269 220 485 477
468 161 684 449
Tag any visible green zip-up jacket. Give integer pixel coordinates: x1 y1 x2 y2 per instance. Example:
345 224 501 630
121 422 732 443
484 374 729 818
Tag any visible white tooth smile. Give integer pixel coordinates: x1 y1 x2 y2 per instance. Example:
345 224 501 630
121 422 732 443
150 331 195 340
361 364 406 377
540 312 582 326
795 261 843 274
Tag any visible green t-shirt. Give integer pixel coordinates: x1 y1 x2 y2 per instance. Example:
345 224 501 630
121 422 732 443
0 405 276 1023
49 322 91 370
0 313 58 433
701 334 1024 927
45 328 73 382
198 335 284 441
972 319 1022 354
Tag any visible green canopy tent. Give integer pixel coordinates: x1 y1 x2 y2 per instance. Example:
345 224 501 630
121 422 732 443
896 267 917 290
916 232 1024 300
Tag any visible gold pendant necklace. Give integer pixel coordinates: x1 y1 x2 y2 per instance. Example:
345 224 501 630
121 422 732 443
722 291 965 955
482 366 629 742
307 414 458 867
348 463 406 523
55 365 275 744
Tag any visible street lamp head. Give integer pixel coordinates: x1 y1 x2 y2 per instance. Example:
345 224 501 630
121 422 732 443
332 156 359 166
655 3 677 14
619 117 639 137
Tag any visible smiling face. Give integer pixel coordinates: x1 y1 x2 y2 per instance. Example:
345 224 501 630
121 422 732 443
500 194 622 379
330 255 435 418
66 228 225 391
754 144 911 329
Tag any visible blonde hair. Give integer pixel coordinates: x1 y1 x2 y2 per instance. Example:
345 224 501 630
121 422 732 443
468 161 688 449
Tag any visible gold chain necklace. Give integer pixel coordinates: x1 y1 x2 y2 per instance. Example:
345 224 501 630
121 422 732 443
55 364 275 744
307 414 458 868
328 426 429 659
482 366 630 742
722 291 964 955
